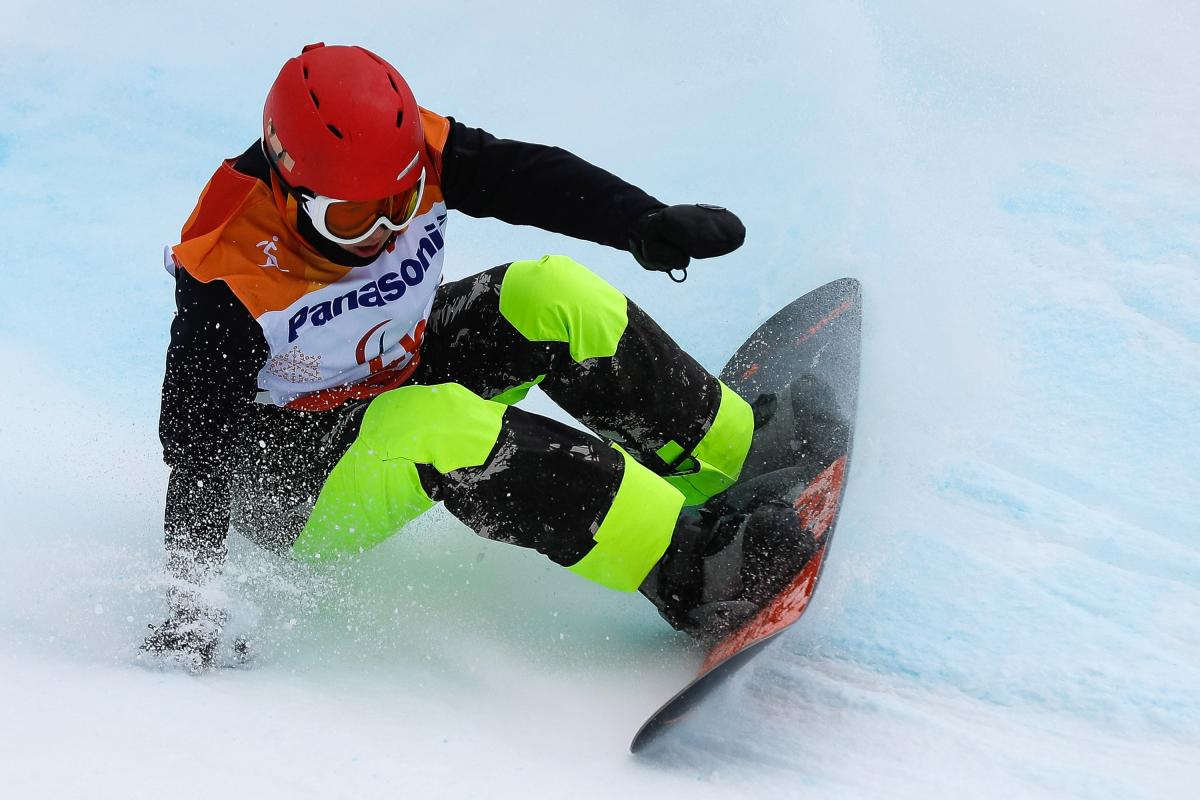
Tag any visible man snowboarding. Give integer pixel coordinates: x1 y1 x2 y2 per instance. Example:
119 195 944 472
145 43 816 669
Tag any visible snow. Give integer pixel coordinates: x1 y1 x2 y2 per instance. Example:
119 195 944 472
1 1 1197 797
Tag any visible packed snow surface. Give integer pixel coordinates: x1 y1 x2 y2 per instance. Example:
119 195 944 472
1 2 1197 797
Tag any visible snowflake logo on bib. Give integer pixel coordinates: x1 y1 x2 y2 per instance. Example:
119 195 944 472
266 345 322 383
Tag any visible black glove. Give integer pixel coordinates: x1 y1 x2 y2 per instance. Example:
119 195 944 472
140 584 226 672
629 204 746 279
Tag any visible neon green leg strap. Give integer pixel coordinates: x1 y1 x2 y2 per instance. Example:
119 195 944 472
567 445 684 592
658 381 754 506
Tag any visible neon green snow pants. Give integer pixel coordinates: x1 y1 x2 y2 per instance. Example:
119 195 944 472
290 256 753 592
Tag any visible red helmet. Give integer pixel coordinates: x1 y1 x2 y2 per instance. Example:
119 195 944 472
262 43 425 202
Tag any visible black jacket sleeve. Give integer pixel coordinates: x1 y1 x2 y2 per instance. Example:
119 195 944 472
439 120 665 251
160 267 267 581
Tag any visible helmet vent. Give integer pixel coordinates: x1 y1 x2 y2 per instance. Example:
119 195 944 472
387 73 400 94
326 123 344 139
396 110 404 128
309 90 320 108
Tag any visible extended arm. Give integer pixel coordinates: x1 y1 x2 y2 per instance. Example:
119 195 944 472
440 121 663 249
160 268 266 577
439 120 745 275
146 268 266 668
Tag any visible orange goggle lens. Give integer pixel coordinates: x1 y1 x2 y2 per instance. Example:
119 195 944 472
323 186 423 239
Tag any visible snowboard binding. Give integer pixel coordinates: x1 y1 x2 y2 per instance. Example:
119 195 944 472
641 498 821 643
641 375 845 643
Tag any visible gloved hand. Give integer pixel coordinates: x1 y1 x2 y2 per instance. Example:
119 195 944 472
629 204 746 279
140 584 226 672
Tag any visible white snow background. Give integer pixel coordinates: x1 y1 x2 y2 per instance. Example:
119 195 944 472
1 1 1197 798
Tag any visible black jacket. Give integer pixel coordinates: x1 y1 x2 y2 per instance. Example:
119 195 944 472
160 119 664 577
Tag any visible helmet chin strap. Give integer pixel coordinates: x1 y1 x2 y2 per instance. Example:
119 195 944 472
361 230 400 254
295 197 379 267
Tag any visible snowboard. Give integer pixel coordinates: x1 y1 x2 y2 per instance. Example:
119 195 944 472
630 277 862 753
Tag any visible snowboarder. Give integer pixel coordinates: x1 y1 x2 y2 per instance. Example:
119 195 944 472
144 43 815 669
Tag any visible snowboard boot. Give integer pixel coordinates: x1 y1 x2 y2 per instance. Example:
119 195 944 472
640 499 819 644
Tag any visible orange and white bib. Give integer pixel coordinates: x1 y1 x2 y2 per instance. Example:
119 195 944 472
167 110 454 411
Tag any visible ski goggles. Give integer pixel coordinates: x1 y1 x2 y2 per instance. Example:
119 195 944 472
300 167 426 246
